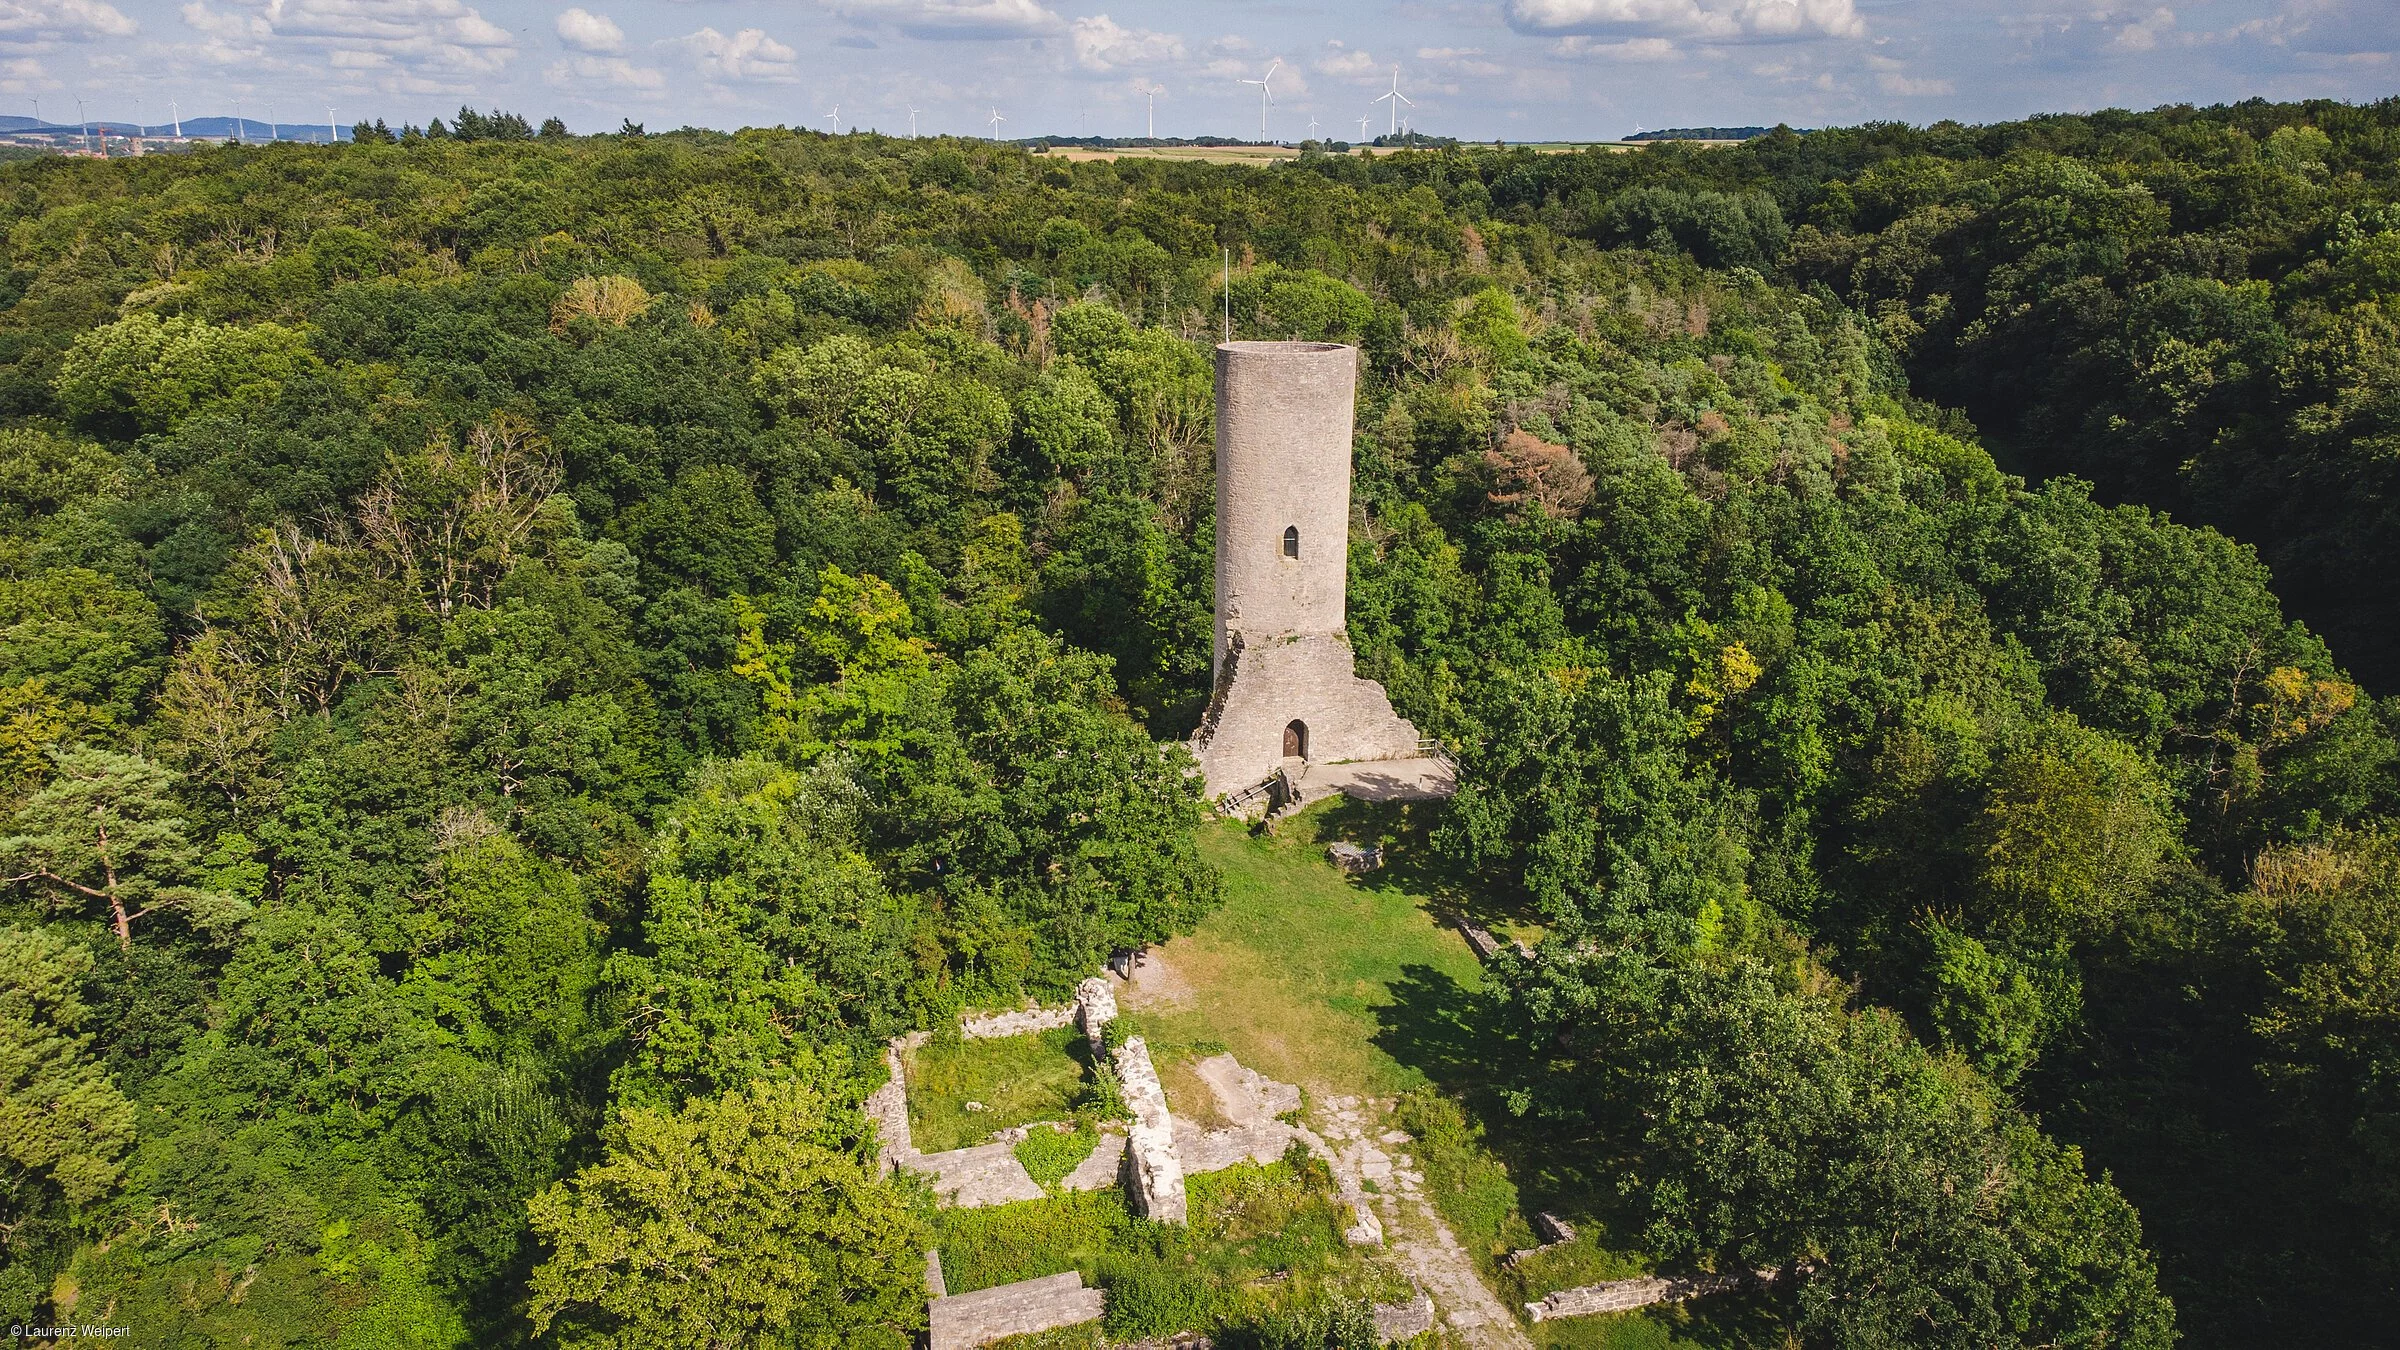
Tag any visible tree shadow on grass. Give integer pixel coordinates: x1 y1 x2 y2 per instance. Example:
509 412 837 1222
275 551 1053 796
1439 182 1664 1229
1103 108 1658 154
1313 794 1549 933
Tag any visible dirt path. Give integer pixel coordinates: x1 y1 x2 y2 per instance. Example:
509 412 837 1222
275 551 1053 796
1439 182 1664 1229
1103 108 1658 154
1314 1095 1533 1350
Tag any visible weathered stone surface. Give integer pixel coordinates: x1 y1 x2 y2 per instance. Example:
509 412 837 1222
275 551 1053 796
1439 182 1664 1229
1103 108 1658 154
1174 1117 1296 1174
928 1271 1105 1350
1193 633 1427 802
1059 1131 1126 1192
959 1002 1076 1040
916 1142 1046 1209
1373 1291 1437 1342
1454 916 1503 962
1526 1269 1779 1322
1076 975 1117 1052
1533 1212 1577 1245
867 1043 914 1174
1327 841 1383 872
925 1248 948 1298
1192 1052 1302 1124
1114 1036 1188 1223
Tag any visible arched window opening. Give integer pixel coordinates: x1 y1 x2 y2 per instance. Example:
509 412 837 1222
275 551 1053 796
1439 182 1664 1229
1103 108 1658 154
1283 720 1309 759
1282 525 1300 559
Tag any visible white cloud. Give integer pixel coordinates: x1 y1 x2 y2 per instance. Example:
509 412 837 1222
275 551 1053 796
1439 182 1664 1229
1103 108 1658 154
546 52 663 91
1549 34 1679 59
555 7 623 56
1069 14 1182 70
2107 6 2174 52
665 26 800 83
0 0 134 45
825 0 1060 39
179 0 515 79
1506 0 1863 42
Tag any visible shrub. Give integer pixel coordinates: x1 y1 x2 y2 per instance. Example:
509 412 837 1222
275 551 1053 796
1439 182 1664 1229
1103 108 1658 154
1099 1257 1213 1339
1015 1124 1101 1191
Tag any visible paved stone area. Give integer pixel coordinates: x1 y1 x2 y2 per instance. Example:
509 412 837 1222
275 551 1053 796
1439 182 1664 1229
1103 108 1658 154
1280 755 1459 810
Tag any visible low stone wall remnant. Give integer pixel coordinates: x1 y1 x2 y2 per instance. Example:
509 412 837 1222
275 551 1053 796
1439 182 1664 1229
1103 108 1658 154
1527 1267 1780 1322
1113 1036 1189 1223
1076 975 1117 1051
959 1002 1076 1040
928 1271 1106 1350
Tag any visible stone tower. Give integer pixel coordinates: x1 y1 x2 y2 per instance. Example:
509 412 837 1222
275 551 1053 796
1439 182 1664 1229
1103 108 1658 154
1188 341 1426 800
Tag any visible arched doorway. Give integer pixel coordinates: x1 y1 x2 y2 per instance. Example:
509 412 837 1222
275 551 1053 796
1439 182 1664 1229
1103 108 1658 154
1282 525 1300 558
1283 720 1308 759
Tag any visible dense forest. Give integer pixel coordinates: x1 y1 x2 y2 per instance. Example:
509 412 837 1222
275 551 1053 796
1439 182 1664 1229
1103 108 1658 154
0 95 2395 1347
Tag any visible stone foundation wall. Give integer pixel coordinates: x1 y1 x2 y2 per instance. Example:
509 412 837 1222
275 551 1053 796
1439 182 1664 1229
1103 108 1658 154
928 1271 1106 1350
1190 633 1424 800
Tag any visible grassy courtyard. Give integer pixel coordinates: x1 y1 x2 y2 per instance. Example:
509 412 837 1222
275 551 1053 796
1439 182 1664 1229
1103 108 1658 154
904 1025 1091 1153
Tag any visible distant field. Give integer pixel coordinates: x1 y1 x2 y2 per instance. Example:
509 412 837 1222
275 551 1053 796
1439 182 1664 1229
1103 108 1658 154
1040 139 1727 165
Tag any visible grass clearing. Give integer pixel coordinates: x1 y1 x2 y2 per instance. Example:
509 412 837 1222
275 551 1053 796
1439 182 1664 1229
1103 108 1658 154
1139 800 1491 1102
906 1025 1089 1152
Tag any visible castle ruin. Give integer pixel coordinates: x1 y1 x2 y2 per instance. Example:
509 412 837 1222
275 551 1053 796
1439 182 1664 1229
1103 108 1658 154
1187 341 1451 805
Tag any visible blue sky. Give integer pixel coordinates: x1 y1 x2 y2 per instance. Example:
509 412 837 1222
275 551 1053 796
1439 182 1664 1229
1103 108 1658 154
2 0 2391 140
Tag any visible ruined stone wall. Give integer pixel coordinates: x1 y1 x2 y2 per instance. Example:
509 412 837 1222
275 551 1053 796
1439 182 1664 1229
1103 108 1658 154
928 1271 1106 1350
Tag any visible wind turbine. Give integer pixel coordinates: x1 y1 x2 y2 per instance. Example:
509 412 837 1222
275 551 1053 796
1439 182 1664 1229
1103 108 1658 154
75 96 87 153
1373 65 1413 136
268 102 278 141
824 102 839 133
1143 83 1165 139
235 98 246 144
171 98 181 139
1307 114 1319 140
1238 59 1278 139
1356 112 1371 142
326 105 338 144
907 105 920 137
987 107 1005 141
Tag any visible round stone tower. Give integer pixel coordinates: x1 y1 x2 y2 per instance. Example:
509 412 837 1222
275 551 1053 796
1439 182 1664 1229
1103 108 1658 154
1213 341 1355 676
1190 341 1426 801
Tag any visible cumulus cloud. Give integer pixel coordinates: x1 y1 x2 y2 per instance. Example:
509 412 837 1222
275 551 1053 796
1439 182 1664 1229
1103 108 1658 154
179 0 514 78
1507 0 1863 42
665 26 800 83
555 7 623 55
825 0 1059 39
0 0 134 45
1070 14 1182 70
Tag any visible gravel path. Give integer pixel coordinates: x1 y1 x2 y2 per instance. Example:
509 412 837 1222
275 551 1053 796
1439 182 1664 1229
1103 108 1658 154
1313 1095 1533 1350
